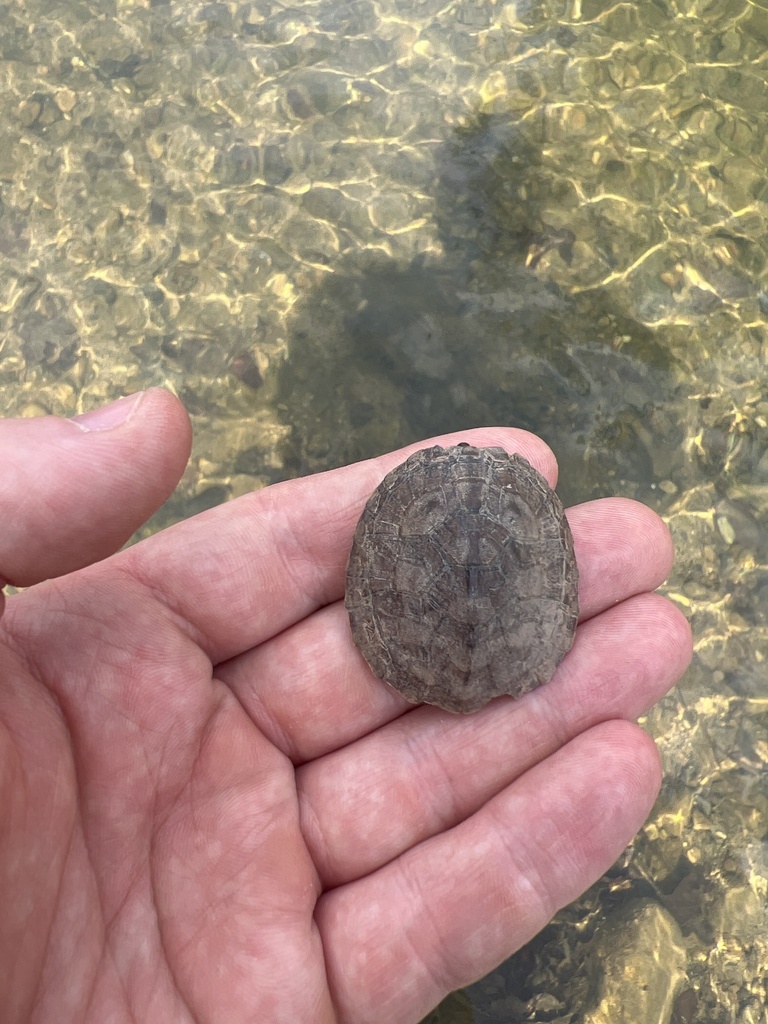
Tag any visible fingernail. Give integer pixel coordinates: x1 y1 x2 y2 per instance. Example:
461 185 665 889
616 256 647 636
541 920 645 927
70 391 145 431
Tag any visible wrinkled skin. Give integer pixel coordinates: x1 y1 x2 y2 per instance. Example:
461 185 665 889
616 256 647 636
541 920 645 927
0 389 691 1024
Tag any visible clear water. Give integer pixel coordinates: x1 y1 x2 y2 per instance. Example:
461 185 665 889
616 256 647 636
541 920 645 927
2 0 767 1020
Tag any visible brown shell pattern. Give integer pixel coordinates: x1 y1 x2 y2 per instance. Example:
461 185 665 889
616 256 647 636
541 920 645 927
345 444 579 713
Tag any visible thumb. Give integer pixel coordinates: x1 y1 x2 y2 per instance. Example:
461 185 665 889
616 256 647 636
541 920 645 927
0 388 192 588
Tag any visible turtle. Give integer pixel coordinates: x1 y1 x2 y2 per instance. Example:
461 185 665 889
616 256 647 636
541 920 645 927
345 444 579 713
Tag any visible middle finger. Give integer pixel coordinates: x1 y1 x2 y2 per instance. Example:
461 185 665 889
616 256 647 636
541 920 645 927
297 590 690 889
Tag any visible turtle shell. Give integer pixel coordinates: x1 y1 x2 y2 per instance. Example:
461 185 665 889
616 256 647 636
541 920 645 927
345 444 579 713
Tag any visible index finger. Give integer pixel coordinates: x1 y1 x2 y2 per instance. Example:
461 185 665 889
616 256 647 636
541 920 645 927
121 428 559 664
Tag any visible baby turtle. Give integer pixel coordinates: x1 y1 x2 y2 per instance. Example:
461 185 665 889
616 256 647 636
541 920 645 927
345 444 579 713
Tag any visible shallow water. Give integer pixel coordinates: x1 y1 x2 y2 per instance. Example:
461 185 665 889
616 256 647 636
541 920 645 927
2 0 767 1020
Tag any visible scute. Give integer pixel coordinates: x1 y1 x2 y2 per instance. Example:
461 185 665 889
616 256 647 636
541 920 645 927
345 444 579 713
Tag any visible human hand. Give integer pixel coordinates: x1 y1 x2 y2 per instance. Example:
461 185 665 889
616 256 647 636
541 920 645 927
0 390 691 1024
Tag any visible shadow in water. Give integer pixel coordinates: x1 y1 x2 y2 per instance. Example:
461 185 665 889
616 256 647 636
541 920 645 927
275 111 683 508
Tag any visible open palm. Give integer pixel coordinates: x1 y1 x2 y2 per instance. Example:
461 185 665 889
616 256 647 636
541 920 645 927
0 391 691 1024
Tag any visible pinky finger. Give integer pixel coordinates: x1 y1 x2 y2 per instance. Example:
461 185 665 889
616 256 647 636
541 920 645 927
316 719 661 1024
